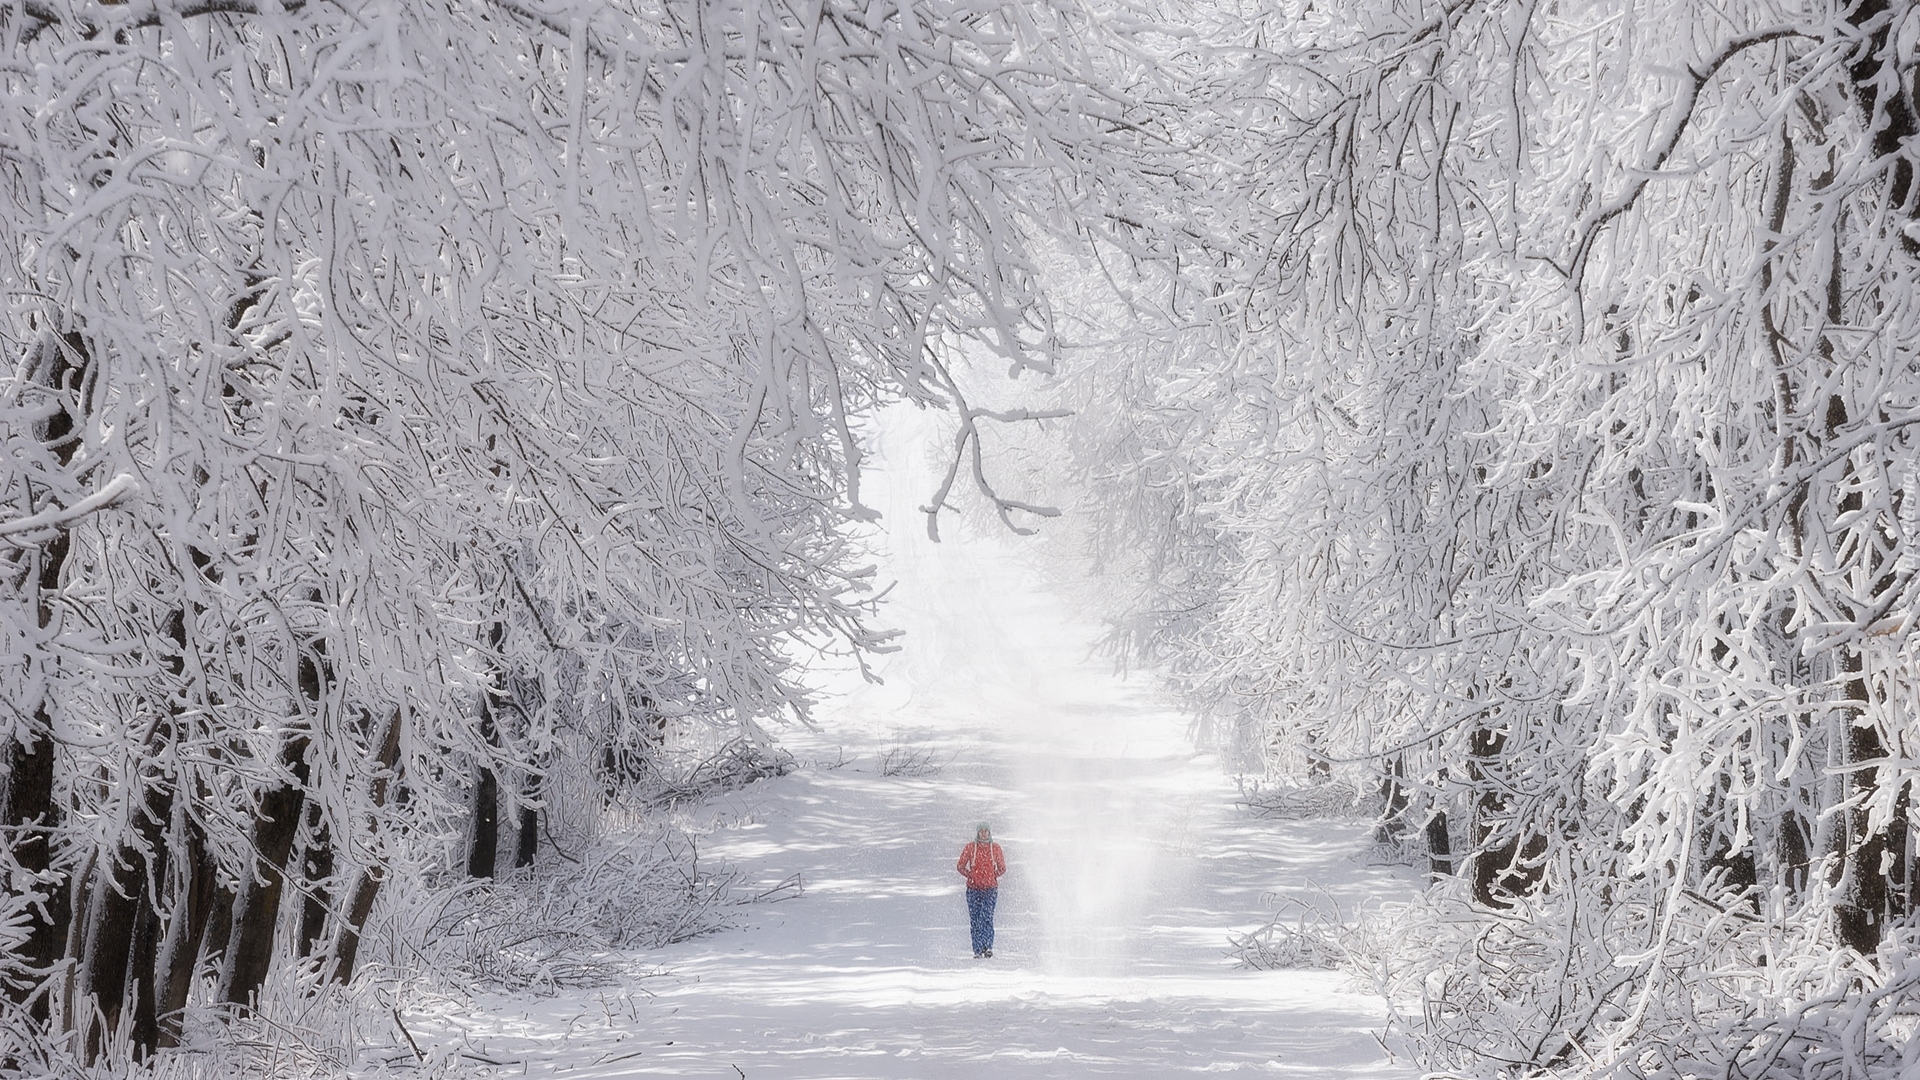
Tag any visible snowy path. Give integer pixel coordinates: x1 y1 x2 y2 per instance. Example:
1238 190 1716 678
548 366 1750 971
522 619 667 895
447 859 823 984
416 410 1417 1078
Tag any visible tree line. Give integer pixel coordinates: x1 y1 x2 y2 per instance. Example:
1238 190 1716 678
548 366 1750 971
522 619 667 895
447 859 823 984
0 0 1148 1068
1056 1 1920 1075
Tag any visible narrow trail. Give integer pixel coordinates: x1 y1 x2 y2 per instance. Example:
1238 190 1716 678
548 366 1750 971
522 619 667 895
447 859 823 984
419 409 1418 1078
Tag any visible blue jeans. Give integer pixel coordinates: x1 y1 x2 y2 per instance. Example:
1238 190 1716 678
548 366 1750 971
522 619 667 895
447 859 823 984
966 886 997 954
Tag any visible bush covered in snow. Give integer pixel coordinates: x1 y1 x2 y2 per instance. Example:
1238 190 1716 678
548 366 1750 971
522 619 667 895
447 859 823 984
418 830 746 994
1229 894 1362 971
1355 883 1920 1080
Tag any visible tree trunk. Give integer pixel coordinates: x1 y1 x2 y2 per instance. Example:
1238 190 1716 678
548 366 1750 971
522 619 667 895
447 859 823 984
1776 808 1811 896
154 810 220 1049
1832 648 1888 954
1891 781 1913 922
296 809 332 963
1468 721 1547 907
3 724 69 1020
1373 756 1411 845
196 879 236 1001
467 758 500 881
220 616 329 1006
332 710 403 985
217 740 309 1009
123 828 170 1061
1698 774 1758 913
514 797 539 871
145 603 213 1049
3 331 92 1018
1303 726 1331 783
467 622 508 880
1847 0 1920 249
1469 726 1514 907
1425 808 1453 878
77 782 170 1061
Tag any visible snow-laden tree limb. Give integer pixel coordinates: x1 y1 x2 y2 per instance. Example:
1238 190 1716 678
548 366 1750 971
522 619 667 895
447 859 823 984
0 474 139 543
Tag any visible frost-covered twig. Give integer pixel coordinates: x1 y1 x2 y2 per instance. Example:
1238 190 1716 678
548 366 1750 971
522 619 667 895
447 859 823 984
878 744 946 777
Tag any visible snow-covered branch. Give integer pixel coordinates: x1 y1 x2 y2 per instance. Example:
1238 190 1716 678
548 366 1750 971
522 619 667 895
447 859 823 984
0 474 139 543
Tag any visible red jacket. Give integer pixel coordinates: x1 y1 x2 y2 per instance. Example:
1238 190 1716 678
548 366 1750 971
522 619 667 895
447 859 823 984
956 841 1006 889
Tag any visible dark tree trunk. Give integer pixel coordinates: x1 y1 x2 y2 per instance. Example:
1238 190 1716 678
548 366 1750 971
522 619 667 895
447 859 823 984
154 812 220 1049
1815 378 1896 954
198 878 235 995
1472 830 1549 906
597 692 663 799
220 615 329 1007
78 782 171 1061
1701 779 1758 913
332 868 383 987
123 605 196 1060
83 601 186 1061
124 834 170 1060
1467 725 1547 907
218 775 306 1008
1471 835 1515 908
332 867 385 987
1425 809 1453 878
467 759 500 881
3 332 92 1019
77 868 136 1057
3 724 69 1020
150 607 219 1045
1848 0 1920 250
1890 781 1912 921
332 710 403 985
514 801 539 871
296 810 333 962
1303 726 1331 783
1469 726 1512 908
1373 756 1411 845
217 698 314 1010
1832 649 1888 954
467 622 508 880
1777 809 1811 895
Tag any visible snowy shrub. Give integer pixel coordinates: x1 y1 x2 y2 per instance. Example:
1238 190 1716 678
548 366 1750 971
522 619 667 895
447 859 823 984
1356 873 1650 1074
0 841 40 1006
0 1000 80 1080
1661 939 1920 1080
1236 780 1375 821
1229 893 1359 971
172 1005 356 1080
132 969 440 1080
414 830 746 993
1354 870 1920 1080
623 737 799 812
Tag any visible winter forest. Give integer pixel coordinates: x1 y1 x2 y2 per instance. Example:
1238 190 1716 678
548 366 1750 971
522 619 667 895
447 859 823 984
3 0 1920 1076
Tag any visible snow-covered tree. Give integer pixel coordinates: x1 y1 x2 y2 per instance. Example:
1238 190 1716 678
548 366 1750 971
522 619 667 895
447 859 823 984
1061 2 1920 1075
0 0 1150 1064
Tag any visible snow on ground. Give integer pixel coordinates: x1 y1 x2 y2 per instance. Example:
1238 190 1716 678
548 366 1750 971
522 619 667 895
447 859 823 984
404 407 1419 1078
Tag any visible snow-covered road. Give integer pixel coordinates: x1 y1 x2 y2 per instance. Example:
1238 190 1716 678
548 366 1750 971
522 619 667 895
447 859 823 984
416 408 1417 1078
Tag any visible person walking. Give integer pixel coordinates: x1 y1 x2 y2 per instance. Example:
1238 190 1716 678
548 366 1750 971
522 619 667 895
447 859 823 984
956 823 1007 958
